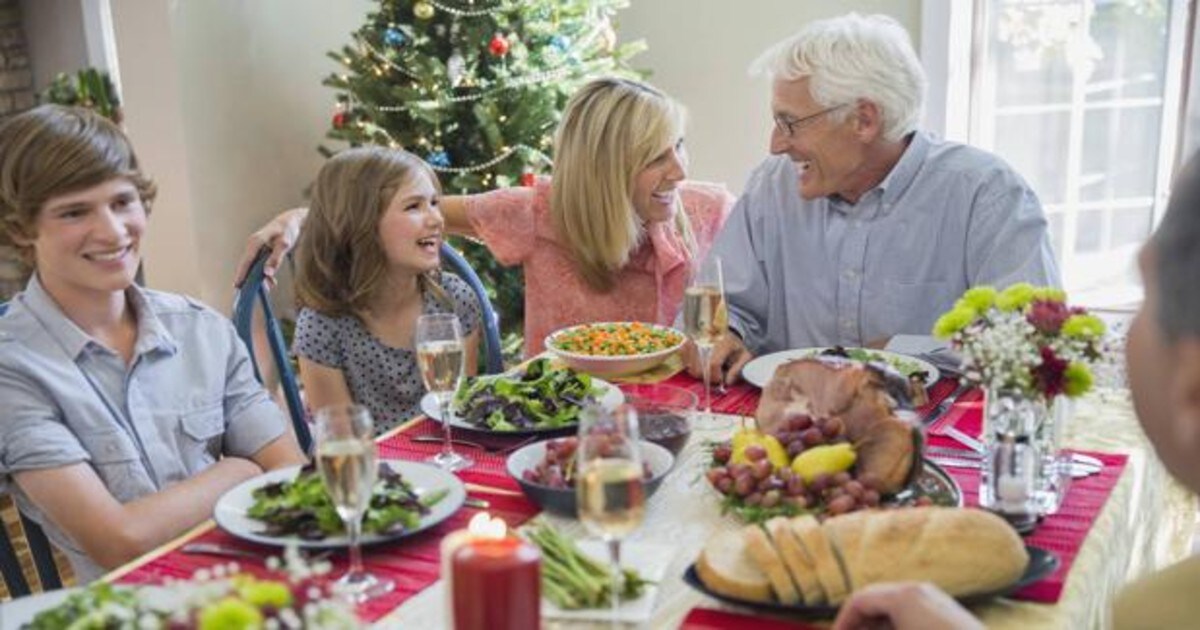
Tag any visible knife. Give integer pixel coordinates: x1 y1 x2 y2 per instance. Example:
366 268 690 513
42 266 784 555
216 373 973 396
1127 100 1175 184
922 381 972 425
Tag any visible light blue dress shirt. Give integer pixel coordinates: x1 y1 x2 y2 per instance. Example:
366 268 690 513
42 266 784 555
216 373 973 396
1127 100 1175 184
715 132 1061 355
0 275 286 582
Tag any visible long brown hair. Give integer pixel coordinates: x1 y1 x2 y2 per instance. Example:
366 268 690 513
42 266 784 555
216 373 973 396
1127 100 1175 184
295 147 445 317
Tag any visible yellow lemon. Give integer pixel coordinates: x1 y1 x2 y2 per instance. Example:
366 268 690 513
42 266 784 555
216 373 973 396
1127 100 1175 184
791 443 857 482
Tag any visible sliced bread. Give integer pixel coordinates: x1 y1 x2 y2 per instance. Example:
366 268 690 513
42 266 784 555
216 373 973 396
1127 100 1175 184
744 524 802 604
695 529 773 603
791 515 850 604
766 516 824 604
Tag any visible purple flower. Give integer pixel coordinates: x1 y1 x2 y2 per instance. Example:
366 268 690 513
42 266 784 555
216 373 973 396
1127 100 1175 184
1033 346 1068 398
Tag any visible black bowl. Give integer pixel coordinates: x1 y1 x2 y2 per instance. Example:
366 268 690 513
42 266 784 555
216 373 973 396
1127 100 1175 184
506 439 675 516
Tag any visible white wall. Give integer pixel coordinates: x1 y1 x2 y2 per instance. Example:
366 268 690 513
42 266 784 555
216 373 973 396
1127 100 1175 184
617 0 921 194
21 0 88 91
107 1 920 308
109 0 371 309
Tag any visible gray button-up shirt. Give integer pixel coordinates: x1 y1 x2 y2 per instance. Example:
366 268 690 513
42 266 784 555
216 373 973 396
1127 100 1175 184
715 132 1061 355
0 275 286 582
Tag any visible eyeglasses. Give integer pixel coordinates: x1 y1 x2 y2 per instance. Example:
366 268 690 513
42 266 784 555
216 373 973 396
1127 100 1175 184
773 104 847 138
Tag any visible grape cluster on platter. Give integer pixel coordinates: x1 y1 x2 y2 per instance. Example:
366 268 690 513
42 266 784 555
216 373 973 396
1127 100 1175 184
705 415 933 524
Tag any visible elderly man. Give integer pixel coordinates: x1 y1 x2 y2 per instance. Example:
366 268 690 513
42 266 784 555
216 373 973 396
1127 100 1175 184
689 13 1060 384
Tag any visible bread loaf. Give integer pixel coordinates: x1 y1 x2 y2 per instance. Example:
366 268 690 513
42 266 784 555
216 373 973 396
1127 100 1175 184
695 507 1030 606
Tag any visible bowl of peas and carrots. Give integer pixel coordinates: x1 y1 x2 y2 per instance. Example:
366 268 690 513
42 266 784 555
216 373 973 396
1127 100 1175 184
544 321 687 377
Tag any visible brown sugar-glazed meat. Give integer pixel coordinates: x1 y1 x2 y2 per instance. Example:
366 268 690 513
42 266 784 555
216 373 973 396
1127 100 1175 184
756 357 918 493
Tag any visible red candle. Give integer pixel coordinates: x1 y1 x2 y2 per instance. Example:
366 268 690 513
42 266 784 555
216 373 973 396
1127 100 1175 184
450 526 540 630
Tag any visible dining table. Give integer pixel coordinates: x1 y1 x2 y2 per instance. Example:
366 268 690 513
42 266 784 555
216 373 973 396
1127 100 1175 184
99 367 1195 629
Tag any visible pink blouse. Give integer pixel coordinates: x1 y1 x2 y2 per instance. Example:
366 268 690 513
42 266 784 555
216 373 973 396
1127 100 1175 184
465 178 735 356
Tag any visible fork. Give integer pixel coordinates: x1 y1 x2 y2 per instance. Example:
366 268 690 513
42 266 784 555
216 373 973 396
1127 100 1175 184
181 543 334 563
411 434 536 454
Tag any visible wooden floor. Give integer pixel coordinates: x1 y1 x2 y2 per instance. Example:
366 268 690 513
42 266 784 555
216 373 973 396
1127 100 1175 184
1 494 74 601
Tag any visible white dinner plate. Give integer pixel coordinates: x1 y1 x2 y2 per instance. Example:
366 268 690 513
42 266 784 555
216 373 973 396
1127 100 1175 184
741 347 940 389
213 460 465 549
0 587 80 630
419 377 625 435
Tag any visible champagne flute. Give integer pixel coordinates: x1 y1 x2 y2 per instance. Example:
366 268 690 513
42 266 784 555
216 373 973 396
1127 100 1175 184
315 404 394 600
576 404 645 624
415 313 473 472
684 255 728 428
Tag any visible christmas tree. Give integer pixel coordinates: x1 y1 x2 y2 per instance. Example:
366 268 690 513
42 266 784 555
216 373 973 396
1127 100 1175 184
322 0 645 349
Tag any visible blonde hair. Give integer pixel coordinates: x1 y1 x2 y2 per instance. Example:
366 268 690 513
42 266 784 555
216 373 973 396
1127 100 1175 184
295 146 446 317
550 78 696 292
0 104 156 264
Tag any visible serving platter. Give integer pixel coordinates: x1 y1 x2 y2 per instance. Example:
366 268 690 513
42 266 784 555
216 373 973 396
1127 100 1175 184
213 460 465 549
682 545 1059 618
742 347 940 389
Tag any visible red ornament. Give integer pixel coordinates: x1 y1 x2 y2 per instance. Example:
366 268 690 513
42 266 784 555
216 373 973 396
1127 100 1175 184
519 171 536 187
488 33 510 57
332 111 346 129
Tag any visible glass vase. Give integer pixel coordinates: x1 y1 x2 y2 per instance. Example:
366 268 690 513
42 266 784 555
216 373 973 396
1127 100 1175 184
978 388 1069 528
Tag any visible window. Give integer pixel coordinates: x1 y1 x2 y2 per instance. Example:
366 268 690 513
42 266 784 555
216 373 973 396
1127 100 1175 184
926 0 1192 306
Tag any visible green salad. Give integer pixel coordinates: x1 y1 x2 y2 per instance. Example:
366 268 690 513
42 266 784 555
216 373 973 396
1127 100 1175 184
23 583 139 630
452 358 602 431
247 463 447 540
818 346 932 381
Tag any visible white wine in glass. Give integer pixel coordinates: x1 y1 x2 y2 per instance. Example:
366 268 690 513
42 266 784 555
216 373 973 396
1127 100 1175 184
416 313 473 472
576 405 645 623
315 404 393 601
684 256 727 427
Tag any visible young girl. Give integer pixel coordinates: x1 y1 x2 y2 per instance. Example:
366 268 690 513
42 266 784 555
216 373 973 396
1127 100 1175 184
291 147 481 433
0 105 306 582
239 78 734 356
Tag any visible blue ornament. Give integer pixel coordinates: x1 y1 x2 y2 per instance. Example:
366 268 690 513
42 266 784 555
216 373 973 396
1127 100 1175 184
384 27 406 47
550 35 571 53
427 151 450 167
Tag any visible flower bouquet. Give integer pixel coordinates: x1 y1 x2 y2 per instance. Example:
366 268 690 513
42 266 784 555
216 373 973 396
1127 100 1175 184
933 283 1108 521
933 283 1106 403
23 548 359 629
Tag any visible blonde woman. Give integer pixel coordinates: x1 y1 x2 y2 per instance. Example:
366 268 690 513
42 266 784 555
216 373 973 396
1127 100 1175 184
237 78 734 356
292 147 481 432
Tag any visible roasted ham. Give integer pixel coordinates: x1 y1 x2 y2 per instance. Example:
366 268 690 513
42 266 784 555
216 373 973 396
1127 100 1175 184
755 357 919 493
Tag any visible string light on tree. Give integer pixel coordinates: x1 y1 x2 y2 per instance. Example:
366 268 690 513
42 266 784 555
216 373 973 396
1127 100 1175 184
413 1 435 20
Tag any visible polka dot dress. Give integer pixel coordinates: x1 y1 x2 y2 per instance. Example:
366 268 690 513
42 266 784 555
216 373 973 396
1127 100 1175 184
293 273 482 432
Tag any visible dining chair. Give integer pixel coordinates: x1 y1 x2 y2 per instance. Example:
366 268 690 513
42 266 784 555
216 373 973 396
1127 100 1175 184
439 241 504 374
1 503 63 597
231 249 313 455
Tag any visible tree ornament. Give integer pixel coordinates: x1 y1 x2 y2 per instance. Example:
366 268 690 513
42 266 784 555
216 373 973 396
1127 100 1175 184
427 150 451 167
550 35 571 53
519 169 536 187
413 1 434 20
331 102 347 129
488 33 511 57
383 27 406 47
447 51 467 87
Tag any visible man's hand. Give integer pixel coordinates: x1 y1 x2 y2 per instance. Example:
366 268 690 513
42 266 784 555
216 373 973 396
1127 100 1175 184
682 332 754 385
233 207 309 289
832 582 982 630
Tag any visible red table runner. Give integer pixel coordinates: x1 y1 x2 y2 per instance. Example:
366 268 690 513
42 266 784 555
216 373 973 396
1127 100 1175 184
115 490 539 623
680 607 821 629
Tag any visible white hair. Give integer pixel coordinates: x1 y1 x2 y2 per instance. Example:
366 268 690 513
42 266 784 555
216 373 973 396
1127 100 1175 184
750 13 926 142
